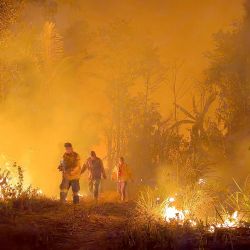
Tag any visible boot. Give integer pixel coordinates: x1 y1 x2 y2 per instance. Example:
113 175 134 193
73 195 79 204
60 192 67 203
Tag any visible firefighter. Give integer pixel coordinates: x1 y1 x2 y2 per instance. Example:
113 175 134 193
58 142 81 204
111 157 133 202
82 151 106 201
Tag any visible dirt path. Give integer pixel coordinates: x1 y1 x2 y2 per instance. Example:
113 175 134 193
59 202 134 250
0 200 135 250
2 200 250 250
72 202 134 250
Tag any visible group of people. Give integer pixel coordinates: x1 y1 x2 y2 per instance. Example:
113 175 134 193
58 142 132 204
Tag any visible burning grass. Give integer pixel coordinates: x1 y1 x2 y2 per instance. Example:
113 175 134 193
0 161 46 212
120 217 250 250
119 177 250 249
0 159 250 249
135 181 250 228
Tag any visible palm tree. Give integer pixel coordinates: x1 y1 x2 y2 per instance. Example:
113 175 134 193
172 94 216 149
41 21 64 68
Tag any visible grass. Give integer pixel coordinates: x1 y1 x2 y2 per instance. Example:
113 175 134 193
0 162 250 249
123 177 250 250
0 191 249 250
120 208 250 250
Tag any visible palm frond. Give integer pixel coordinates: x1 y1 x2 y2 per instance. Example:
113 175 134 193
175 103 196 121
200 95 216 120
41 21 64 67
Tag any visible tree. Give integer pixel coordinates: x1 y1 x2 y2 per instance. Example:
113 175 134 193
137 45 166 116
99 20 138 168
173 94 216 150
0 0 24 102
0 0 23 35
126 96 162 179
41 21 63 69
206 2 250 136
99 20 167 175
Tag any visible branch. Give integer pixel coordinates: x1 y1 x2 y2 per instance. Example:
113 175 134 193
175 103 196 121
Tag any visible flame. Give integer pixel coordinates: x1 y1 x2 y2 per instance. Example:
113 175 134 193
207 211 241 233
163 197 186 223
0 155 43 200
162 196 246 232
36 189 43 195
0 186 3 199
208 225 215 233
218 211 240 228
164 206 185 222
198 178 206 185
168 197 175 203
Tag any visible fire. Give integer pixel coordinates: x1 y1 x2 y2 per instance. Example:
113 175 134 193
162 196 247 232
0 186 3 199
162 197 197 226
218 211 240 228
198 178 206 185
163 197 186 223
208 211 242 233
208 225 215 233
164 206 185 222
36 189 43 195
0 155 43 200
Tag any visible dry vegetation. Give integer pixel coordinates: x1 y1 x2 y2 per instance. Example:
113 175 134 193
1 197 250 250
1 1 250 249
0 164 250 250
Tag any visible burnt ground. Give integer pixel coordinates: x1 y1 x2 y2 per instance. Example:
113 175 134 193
0 198 135 250
1 197 250 250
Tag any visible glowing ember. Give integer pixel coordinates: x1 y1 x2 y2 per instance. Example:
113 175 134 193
36 189 43 195
162 196 246 232
0 186 3 199
189 220 197 226
208 211 243 232
218 211 240 228
164 206 185 222
198 178 206 185
168 197 175 203
163 197 186 223
208 225 215 233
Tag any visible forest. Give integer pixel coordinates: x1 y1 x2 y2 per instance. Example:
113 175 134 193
0 0 250 249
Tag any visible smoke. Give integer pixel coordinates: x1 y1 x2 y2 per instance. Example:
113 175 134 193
0 1 106 195
0 0 244 195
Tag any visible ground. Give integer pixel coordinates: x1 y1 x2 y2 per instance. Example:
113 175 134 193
1 197 250 250
0 197 135 250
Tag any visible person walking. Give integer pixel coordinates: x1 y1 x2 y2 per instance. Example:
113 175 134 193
82 151 106 201
58 142 82 204
112 157 132 202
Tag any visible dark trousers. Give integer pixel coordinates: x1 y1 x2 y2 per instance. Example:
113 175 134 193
89 179 101 200
60 178 80 204
117 181 127 201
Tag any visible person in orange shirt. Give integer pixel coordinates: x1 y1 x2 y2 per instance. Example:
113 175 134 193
112 157 132 202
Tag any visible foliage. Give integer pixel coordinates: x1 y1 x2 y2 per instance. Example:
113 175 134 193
120 214 250 250
40 21 64 69
101 21 166 174
0 162 44 210
218 178 250 223
136 187 165 221
136 180 216 224
206 3 250 136
0 0 23 35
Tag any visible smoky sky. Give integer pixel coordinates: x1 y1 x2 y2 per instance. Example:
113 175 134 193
0 0 244 195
